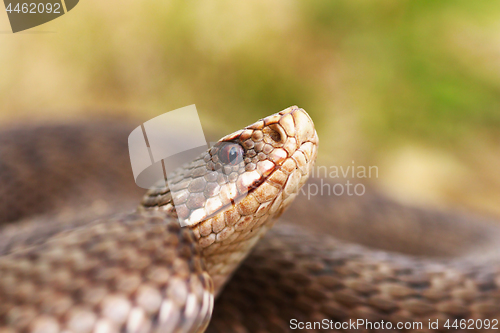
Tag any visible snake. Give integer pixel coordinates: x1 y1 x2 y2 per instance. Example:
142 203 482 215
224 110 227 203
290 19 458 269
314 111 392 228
0 106 499 333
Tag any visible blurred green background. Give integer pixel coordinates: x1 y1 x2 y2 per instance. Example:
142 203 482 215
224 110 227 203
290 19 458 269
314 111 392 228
1 0 499 216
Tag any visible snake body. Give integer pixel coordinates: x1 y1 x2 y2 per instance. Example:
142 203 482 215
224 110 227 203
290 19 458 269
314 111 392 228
0 106 499 333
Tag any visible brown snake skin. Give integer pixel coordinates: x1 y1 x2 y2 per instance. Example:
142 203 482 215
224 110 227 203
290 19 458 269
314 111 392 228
0 106 500 333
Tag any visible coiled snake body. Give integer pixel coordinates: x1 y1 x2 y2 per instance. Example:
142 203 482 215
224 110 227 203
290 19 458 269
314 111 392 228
0 107 499 333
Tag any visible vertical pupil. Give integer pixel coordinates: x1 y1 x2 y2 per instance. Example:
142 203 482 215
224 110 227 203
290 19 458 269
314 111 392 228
229 147 237 163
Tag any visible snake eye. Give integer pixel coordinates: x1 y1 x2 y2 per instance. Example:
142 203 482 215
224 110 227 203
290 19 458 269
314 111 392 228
218 143 244 166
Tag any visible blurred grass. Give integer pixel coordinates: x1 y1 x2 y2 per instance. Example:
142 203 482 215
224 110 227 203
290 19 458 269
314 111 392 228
1 0 500 216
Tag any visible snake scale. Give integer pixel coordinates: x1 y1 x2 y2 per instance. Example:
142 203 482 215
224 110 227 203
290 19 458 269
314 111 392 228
0 106 499 333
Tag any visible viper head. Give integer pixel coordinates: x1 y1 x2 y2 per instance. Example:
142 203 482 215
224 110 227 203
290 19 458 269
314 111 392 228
142 106 318 291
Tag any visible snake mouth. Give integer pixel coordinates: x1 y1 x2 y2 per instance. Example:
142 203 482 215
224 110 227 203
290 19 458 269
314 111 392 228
142 106 318 228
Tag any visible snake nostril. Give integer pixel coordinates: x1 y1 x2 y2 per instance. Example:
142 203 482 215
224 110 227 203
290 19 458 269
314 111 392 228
263 124 287 146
